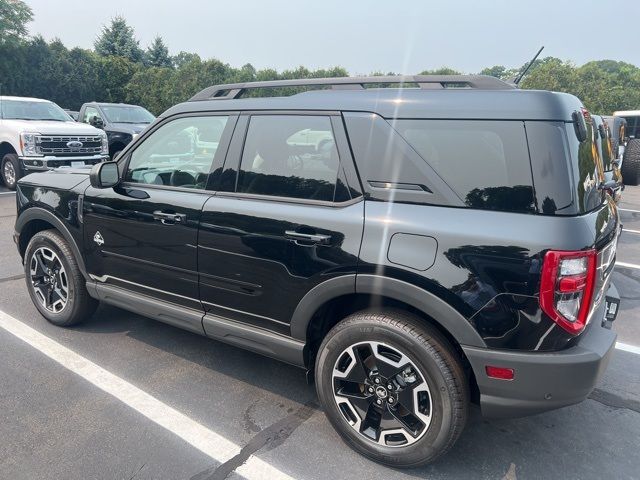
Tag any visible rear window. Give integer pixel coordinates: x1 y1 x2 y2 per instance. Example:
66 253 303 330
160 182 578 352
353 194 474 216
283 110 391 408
621 116 640 139
391 120 535 213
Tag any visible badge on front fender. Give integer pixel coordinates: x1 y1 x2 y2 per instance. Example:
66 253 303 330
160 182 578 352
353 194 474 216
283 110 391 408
93 231 104 246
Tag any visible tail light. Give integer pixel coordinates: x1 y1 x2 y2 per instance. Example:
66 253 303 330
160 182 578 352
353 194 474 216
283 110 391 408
539 249 597 334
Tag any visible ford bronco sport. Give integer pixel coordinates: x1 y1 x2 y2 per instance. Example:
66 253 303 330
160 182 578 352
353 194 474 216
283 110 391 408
14 76 621 467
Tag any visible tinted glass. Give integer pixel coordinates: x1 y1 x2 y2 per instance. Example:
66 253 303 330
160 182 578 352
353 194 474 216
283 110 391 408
564 121 604 213
101 105 155 124
621 116 640 138
237 115 340 201
525 121 573 215
125 116 228 188
392 120 535 213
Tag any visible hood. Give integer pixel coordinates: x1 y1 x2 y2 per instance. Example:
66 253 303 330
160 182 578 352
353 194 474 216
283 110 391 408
18 166 91 190
107 122 149 134
4 119 103 136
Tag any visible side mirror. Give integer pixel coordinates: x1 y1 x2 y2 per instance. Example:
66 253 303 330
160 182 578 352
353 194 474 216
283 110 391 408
90 115 104 129
572 110 588 142
90 161 119 189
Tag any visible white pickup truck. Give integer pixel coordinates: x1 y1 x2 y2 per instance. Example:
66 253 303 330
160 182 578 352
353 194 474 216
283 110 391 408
0 96 109 189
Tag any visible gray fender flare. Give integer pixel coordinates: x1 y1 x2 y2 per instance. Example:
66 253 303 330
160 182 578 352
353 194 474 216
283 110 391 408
15 207 88 279
290 273 486 348
290 275 356 340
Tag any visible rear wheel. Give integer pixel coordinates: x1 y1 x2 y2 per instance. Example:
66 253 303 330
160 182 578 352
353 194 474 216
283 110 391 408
315 309 468 467
621 139 640 186
1 153 21 190
24 229 98 326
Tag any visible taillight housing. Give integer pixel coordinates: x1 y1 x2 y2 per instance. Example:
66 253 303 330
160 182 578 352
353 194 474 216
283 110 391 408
539 249 597 335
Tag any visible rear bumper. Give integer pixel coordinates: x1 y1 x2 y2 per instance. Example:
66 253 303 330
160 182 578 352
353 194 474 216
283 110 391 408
463 286 618 418
19 155 108 171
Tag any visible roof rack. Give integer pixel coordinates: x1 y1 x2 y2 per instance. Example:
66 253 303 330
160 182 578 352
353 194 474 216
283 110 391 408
189 75 515 101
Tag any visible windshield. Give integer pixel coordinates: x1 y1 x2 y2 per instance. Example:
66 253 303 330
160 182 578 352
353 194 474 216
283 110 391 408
101 105 155 124
0 99 70 122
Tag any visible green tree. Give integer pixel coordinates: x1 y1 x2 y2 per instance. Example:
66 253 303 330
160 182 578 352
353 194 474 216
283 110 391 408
94 15 143 63
126 66 175 114
419 67 461 75
145 35 172 68
172 51 200 68
98 55 140 102
519 58 578 94
0 0 32 44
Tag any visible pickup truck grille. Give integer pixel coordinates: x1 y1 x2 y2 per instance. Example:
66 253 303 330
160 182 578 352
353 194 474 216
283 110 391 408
36 135 103 156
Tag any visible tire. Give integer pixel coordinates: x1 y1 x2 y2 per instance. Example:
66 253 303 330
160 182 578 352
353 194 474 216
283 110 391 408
315 309 468 467
621 138 640 186
1 153 21 190
24 229 98 326
111 150 122 161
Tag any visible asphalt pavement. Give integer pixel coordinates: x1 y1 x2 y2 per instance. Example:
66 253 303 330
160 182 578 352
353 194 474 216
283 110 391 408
0 184 638 480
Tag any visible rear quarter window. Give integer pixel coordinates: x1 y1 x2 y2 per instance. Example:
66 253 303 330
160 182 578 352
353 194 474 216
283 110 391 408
391 119 535 213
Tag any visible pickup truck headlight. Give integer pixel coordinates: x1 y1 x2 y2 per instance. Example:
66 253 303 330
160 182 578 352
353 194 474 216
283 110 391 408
100 133 109 155
20 132 40 157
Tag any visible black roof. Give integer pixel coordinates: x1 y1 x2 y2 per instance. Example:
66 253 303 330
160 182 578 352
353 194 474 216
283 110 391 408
162 76 583 122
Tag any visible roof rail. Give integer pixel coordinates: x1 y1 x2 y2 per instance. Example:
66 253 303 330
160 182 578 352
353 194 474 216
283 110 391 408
189 75 515 101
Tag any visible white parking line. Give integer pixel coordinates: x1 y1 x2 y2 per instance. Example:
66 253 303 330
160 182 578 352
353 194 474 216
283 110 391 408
622 228 640 235
0 191 15 196
619 208 640 214
0 311 294 480
616 342 640 356
616 261 640 271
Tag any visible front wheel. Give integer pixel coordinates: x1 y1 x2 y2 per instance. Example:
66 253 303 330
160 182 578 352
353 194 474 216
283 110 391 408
24 229 98 326
315 310 469 467
1 153 21 190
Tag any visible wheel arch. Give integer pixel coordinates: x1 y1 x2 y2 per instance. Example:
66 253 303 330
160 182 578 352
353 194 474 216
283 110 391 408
16 207 88 279
0 141 17 158
291 274 486 349
293 274 483 402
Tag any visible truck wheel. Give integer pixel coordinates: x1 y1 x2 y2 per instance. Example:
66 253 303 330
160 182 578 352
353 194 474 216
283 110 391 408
24 229 98 327
315 309 468 467
621 139 640 186
1 153 21 190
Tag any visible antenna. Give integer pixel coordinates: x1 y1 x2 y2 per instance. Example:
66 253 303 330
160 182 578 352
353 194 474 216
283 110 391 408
514 46 545 85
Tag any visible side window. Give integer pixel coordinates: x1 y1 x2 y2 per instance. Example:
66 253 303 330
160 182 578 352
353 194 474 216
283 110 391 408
83 106 101 124
391 119 535 213
125 116 228 188
237 115 340 202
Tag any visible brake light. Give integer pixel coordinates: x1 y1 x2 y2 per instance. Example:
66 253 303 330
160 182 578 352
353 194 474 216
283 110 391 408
539 250 597 334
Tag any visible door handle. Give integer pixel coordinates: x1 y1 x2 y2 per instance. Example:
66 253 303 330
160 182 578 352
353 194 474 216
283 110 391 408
153 210 187 225
285 230 332 245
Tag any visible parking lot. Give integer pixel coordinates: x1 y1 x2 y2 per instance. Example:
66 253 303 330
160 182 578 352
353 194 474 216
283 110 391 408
0 184 638 480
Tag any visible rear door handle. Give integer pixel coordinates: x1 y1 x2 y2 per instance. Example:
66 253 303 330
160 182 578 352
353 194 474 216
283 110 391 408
153 210 187 225
285 230 332 245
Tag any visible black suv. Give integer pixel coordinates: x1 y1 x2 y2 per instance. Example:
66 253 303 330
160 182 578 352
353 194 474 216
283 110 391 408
14 76 621 467
78 102 155 159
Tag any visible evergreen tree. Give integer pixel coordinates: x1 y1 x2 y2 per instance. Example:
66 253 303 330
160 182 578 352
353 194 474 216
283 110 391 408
94 15 143 63
145 36 172 68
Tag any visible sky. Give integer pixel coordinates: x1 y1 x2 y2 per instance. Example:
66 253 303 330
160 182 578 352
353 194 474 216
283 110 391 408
24 0 640 74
